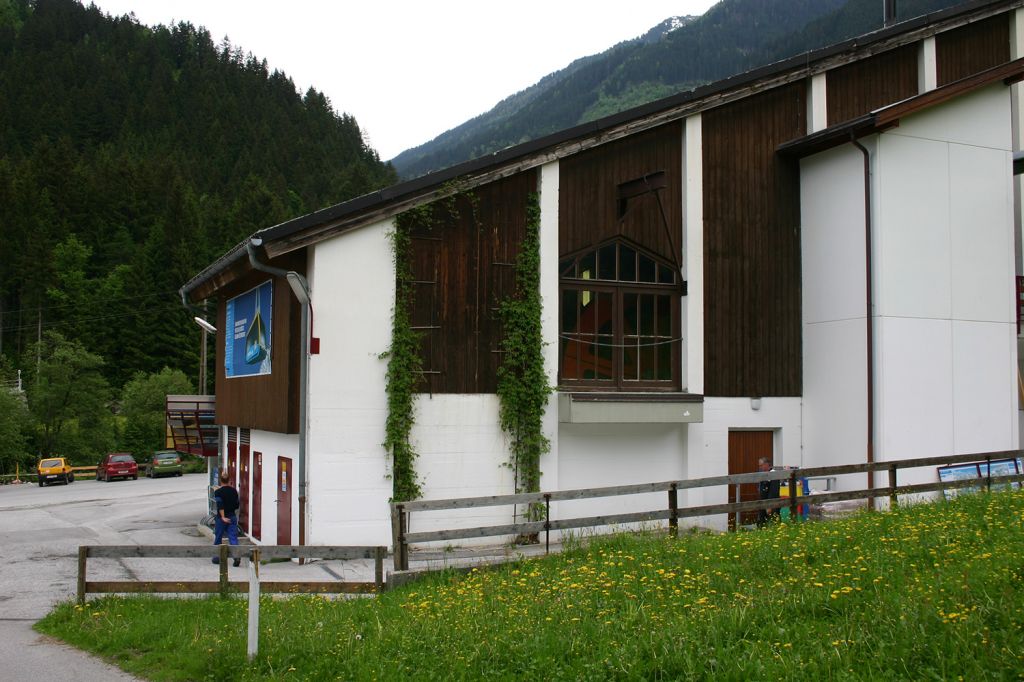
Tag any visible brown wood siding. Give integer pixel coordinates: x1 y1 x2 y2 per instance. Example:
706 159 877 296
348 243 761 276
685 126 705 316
214 251 305 433
559 122 682 263
406 170 536 394
702 83 804 398
936 14 1010 86
826 44 919 125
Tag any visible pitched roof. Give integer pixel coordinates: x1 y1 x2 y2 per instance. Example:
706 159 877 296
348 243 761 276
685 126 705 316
777 57 1024 158
181 0 1022 302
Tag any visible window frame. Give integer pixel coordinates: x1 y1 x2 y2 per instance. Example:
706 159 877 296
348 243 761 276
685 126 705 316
558 238 682 391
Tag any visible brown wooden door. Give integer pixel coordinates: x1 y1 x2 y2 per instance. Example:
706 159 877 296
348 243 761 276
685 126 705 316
238 443 250 533
252 451 263 541
728 430 773 529
277 456 292 545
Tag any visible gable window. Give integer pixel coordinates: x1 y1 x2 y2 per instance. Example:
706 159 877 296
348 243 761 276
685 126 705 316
559 239 681 390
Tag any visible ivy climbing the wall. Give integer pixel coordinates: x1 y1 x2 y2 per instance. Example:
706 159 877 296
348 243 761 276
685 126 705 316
382 212 424 502
497 192 551 520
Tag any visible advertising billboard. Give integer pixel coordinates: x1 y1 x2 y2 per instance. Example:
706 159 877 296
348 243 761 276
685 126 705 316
225 280 273 378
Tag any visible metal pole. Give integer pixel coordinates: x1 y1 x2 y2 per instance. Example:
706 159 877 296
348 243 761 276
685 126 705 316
247 549 261 662
199 328 208 396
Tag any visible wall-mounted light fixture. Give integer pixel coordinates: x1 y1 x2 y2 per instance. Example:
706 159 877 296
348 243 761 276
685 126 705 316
750 397 762 411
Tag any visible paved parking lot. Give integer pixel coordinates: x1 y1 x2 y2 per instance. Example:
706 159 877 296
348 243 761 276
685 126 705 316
0 471 542 680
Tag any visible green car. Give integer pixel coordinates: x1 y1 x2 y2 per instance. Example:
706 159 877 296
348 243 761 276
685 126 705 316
146 450 183 478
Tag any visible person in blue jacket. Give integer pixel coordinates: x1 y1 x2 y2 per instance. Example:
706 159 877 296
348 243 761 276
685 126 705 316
212 469 241 567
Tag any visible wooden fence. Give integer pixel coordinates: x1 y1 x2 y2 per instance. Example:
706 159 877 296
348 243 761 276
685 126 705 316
390 450 1024 571
76 544 386 604
1 465 97 484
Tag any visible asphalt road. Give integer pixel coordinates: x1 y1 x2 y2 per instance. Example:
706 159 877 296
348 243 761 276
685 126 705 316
0 473 211 681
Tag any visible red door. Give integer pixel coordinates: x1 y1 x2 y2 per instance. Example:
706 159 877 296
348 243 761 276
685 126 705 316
728 431 773 530
252 451 263 541
227 437 237 487
277 456 292 545
239 443 250 533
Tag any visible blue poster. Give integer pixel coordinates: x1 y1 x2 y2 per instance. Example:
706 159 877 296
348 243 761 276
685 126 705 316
225 280 273 377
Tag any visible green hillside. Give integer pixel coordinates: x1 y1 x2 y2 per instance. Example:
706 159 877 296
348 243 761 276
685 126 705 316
391 0 962 179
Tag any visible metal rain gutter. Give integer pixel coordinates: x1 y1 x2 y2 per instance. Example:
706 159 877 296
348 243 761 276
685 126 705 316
850 135 877 508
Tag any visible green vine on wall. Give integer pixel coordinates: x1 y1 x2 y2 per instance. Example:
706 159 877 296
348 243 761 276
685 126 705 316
383 192 463 502
382 213 423 503
497 192 551 521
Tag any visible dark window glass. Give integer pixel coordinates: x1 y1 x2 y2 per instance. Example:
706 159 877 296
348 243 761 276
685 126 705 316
638 254 656 282
657 340 672 380
579 290 595 335
657 295 671 336
659 264 675 284
640 342 656 380
623 293 638 336
560 258 576 278
579 251 596 280
620 245 637 281
640 295 654 335
562 289 577 336
598 244 617 280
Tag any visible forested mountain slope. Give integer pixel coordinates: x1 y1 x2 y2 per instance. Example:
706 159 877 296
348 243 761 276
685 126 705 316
0 0 395 389
391 0 962 179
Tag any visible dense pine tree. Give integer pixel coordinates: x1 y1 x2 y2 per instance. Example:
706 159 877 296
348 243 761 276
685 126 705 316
0 0 396 392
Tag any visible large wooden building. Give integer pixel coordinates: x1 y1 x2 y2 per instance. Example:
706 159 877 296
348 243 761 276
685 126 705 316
181 0 1024 546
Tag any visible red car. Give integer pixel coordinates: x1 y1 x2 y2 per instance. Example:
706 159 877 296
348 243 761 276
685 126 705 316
97 452 138 482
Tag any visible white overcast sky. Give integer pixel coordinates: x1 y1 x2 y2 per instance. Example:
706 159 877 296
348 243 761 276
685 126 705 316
88 1 719 160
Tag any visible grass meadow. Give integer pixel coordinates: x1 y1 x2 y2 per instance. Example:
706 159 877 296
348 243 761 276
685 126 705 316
37 489 1024 680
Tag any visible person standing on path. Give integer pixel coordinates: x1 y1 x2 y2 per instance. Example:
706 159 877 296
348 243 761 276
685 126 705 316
757 457 780 527
212 469 241 567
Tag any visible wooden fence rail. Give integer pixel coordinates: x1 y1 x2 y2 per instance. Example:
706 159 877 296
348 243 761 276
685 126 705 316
390 449 1023 570
76 544 387 604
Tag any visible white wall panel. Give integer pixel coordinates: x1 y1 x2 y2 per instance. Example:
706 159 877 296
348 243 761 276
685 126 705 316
949 144 1014 323
875 134 951 319
305 219 395 546
876 316 954 467
888 84 1011 151
802 319 868 476
800 145 867 324
539 162 561 494
248 430 298 546
557 423 686 534
952 321 1018 453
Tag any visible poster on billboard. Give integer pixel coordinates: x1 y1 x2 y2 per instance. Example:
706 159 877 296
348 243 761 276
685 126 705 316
225 280 273 377
937 457 1023 499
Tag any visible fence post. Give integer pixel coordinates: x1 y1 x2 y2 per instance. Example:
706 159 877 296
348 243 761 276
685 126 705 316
788 471 798 522
219 544 229 597
396 504 409 571
986 456 992 493
246 548 261 662
668 484 678 538
77 546 88 606
543 494 551 555
888 464 898 508
374 546 385 592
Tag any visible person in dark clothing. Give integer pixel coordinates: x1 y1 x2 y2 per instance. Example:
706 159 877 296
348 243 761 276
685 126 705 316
757 457 780 526
212 469 241 567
